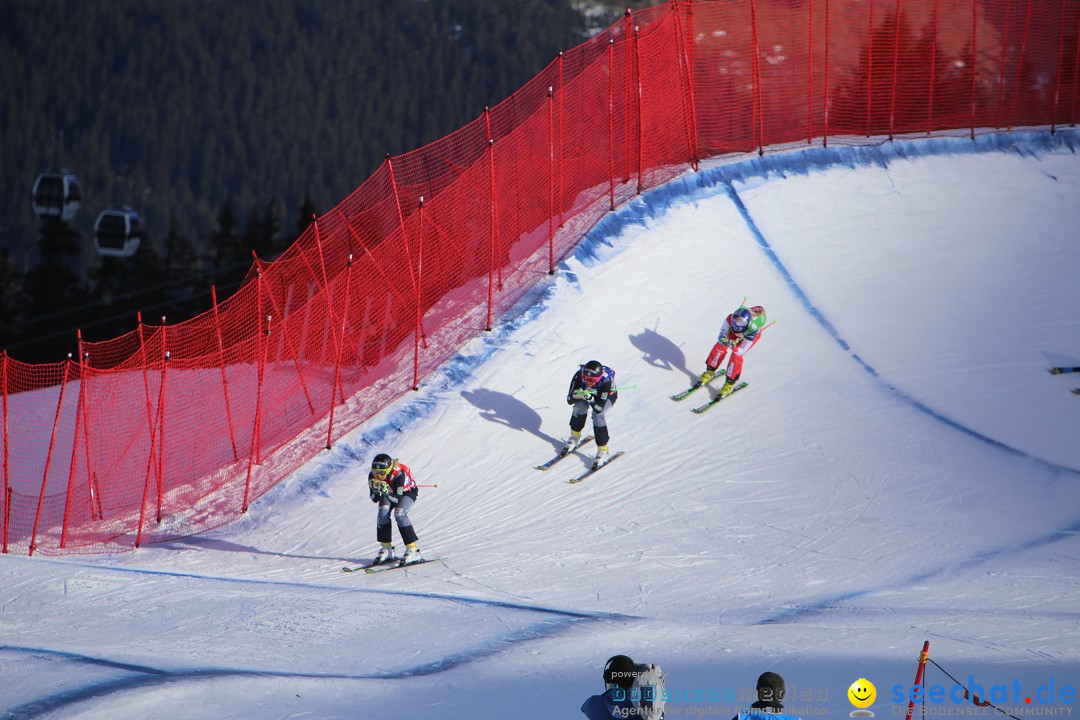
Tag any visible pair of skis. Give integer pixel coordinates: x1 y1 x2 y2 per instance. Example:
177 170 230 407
535 435 594 470
670 370 749 412
342 558 437 574
669 369 724 402
1048 366 1080 394
535 435 626 484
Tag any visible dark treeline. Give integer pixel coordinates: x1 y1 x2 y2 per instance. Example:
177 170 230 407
1 0 643 362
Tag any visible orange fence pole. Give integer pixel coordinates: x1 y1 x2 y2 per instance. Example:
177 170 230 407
326 252 354 449
1 351 9 554
155 320 168 523
60 338 87 548
905 641 931 719
547 85 556 273
30 360 70 556
1008 0 1036 130
413 199 425 391
927 0 941 135
824 0 832 146
888 0 902 140
211 286 240 462
607 38 616 211
750 0 764 155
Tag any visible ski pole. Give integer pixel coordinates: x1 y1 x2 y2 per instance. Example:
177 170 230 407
580 384 638 395
417 483 439 488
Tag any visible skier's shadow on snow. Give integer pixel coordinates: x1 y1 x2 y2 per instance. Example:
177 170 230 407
629 324 697 384
157 537 353 563
461 388 561 449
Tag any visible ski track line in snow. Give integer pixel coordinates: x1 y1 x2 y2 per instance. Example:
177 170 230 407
1 615 594 720
751 515 1080 626
3 561 638 719
16 557 638 621
714 151 1080 480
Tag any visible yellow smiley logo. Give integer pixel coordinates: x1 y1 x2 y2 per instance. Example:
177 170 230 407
848 678 877 708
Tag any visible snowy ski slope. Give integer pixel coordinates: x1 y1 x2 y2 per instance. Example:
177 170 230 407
1 130 1078 720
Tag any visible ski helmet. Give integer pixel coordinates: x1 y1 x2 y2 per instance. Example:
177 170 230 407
371 453 394 477
581 360 604 386
603 654 638 690
731 307 752 334
757 671 785 702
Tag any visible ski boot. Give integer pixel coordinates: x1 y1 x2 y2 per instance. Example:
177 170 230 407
560 430 583 457
373 544 395 566
592 445 610 470
719 379 736 399
401 544 424 565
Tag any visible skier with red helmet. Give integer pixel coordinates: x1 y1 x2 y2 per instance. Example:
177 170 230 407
698 303 768 398
561 360 619 470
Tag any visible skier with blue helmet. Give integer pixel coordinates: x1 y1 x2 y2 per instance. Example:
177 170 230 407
698 303 768 398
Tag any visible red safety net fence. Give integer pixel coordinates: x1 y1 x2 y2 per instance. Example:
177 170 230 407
2 0 1077 555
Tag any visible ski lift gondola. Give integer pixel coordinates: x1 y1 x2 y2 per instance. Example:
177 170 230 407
94 206 144 258
31 168 81 222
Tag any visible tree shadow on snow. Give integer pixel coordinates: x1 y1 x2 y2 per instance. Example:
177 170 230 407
461 388 562 450
629 321 698 384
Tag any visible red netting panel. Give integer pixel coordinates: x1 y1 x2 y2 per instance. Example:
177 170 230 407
998 0 1074 128
65 363 167 551
691 1 760 155
753 2 815 147
826 0 975 139
636 11 697 185
4 0 1077 555
82 328 143 370
1 358 73 554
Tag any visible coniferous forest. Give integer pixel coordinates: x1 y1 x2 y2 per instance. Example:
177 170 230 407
1 0 646 362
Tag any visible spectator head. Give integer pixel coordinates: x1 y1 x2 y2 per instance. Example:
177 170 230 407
603 655 638 690
757 671 785 703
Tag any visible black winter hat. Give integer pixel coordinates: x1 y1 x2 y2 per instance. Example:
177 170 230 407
604 655 638 690
757 671 786 701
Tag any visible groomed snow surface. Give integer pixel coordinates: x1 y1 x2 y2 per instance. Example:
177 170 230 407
2 131 1079 720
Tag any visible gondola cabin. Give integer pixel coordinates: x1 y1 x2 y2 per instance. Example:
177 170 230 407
93 207 144 258
31 169 81 222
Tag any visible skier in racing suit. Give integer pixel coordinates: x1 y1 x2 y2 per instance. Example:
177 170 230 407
698 304 767 398
368 453 423 566
560 360 619 470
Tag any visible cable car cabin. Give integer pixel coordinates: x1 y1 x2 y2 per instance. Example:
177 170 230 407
31 169 81 222
93 208 144 258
